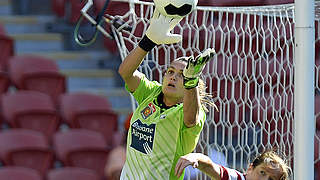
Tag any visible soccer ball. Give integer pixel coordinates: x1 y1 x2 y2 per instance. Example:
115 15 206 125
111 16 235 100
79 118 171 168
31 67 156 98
153 0 198 19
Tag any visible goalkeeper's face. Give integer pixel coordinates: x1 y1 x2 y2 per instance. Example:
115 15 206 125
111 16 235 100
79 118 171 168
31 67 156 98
162 60 187 101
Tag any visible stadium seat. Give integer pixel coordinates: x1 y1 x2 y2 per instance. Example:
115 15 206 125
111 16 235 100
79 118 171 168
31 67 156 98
51 0 66 18
47 167 100 180
317 59 320 92
315 130 320 180
316 95 320 131
316 21 319 62
0 34 14 71
0 129 54 175
8 55 66 105
59 92 118 147
0 71 10 94
52 129 111 178
264 0 294 5
99 0 130 54
316 21 320 90
254 54 293 94
1 90 60 138
0 166 42 180
207 53 256 100
0 24 6 34
198 0 265 6
198 0 293 6
251 92 293 146
211 99 248 138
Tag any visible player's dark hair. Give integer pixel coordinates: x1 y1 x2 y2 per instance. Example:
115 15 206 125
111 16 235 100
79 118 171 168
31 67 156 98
252 150 292 180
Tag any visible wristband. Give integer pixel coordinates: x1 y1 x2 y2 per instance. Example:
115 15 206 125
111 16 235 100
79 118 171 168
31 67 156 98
138 35 157 52
183 77 199 89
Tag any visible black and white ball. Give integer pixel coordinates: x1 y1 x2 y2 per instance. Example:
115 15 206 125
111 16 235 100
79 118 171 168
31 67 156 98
153 0 198 19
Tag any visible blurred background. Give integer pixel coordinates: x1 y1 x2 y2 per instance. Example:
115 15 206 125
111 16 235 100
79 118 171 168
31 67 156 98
0 0 133 179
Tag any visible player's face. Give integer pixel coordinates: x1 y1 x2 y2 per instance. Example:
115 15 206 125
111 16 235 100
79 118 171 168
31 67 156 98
246 163 283 180
162 60 186 100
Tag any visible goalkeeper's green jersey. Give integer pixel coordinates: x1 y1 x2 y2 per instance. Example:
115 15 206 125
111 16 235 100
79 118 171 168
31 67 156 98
120 75 206 180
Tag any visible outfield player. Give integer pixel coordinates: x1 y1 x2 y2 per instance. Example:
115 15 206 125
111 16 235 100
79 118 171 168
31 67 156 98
118 9 215 180
175 150 291 180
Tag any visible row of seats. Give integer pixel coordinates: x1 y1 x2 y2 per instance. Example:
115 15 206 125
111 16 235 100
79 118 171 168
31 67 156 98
0 166 101 180
0 90 118 145
51 0 295 24
50 0 297 54
212 93 320 137
0 127 318 180
0 23 119 145
4 50 318 109
0 25 14 72
0 24 65 103
0 128 111 179
0 20 122 180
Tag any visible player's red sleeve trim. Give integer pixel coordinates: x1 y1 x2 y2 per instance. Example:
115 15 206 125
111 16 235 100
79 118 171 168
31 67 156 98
220 166 230 180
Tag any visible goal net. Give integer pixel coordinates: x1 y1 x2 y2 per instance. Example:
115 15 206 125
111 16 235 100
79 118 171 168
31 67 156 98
107 0 320 179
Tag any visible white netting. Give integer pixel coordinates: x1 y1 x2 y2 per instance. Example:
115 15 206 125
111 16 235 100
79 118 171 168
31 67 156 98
110 0 320 179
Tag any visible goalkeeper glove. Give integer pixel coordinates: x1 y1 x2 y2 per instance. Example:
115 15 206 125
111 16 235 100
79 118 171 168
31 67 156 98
183 48 215 89
138 9 182 52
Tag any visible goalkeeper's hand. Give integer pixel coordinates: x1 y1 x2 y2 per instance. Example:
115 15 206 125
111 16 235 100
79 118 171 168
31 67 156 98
138 9 182 51
183 48 215 89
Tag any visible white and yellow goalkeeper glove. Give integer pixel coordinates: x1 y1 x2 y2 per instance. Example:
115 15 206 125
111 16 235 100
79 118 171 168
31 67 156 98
183 48 215 89
138 9 182 51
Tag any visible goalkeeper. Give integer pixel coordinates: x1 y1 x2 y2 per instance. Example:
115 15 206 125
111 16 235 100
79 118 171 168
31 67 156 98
118 9 216 180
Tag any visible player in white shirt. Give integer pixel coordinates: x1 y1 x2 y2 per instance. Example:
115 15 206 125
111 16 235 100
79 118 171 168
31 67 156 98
175 150 291 180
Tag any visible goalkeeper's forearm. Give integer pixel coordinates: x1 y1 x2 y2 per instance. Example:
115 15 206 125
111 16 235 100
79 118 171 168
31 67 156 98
118 46 148 92
183 87 201 127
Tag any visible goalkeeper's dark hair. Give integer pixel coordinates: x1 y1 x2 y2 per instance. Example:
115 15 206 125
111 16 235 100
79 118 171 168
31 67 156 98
174 57 217 113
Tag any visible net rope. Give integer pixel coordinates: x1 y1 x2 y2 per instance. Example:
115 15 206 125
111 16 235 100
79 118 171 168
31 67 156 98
109 1 320 179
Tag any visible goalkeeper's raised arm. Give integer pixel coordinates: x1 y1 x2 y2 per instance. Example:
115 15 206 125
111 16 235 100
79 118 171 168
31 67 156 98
118 9 216 180
118 9 182 93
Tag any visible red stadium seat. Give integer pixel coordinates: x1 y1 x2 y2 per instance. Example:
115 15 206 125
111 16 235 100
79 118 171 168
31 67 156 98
0 129 54 175
0 34 14 71
68 0 88 23
98 0 130 54
316 21 319 62
59 92 118 147
317 59 320 93
198 0 293 6
254 54 293 94
47 167 100 180
316 96 320 131
8 55 66 105
53 129 111 178
264 0 294 5
206 53 254 136
0 71 10 94
52 0 66 18
315 130 320 180
0 24 6 34
316 21 320 90
1 90 60 138
251 92 293 147
0 167 42 180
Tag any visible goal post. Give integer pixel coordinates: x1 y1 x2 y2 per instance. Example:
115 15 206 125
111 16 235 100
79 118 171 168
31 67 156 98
106 0 320 179
294 0 315 179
